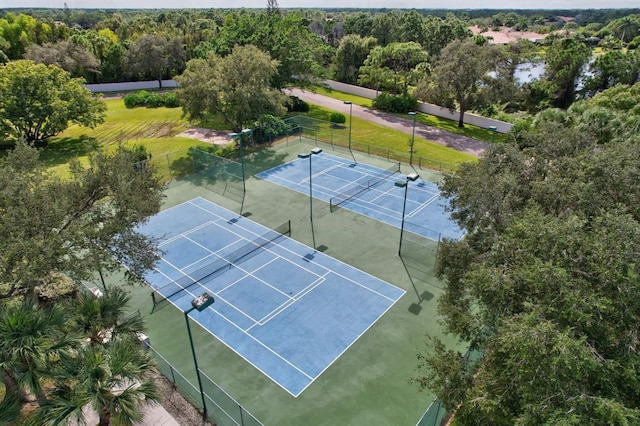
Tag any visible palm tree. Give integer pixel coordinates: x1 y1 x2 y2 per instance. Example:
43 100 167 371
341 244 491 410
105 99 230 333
38 336 159 426
73 287 145 346
0 299 79 403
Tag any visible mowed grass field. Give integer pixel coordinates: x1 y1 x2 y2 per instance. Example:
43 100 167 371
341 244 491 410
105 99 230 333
304 105 477 172
42 94 476 178
313 85 507 143
43 98 210 177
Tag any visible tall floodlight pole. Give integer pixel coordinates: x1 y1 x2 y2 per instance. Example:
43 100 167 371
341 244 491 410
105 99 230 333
408 111 417 166
488 125 497 143
241 129 252 193
184 293 215 419
344 101 353 151
309 152 316 249
398 175 418 256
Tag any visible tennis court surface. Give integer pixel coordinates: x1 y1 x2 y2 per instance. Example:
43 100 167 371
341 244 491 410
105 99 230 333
255 151 464 241
137 197 405 397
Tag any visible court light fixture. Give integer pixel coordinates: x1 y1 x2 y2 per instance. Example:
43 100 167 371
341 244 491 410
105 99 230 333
185 292 214 418
344 101 353 151
408 111 417 166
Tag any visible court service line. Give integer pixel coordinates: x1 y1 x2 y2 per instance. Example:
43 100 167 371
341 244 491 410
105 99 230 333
229 217 404 303
251 273 329 329
190 302 316 382
293 288 400 397
406 192 441 219
263 173 337 200
299 163 343 183
158 220 220 247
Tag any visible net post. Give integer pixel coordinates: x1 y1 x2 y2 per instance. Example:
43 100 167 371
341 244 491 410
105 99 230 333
151 291 157 307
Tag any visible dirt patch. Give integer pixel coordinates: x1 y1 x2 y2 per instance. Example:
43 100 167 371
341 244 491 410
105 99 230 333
154 373 214 426
177 127 234 146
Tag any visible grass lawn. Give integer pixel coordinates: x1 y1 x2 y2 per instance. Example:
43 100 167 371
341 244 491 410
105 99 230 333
41 95 476 178
302 104 477 172
313 85 508 143
43 98 210 177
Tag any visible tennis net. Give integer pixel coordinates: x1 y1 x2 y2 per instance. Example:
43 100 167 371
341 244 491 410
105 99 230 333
151 220 291 307
329 162 401 212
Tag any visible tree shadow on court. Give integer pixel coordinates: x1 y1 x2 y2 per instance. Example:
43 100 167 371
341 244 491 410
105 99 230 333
400 254 437 316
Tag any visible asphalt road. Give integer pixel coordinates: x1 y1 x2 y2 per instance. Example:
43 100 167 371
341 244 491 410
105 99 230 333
287 88 488 158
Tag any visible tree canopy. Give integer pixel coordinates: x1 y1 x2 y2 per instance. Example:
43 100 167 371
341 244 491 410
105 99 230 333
358 41 428 96
0 60 106 144
414 38 499 127
415 83 640 424
0 142 164 300
175 44 286 132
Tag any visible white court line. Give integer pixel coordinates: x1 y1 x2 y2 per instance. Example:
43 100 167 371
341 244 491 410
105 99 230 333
159 220 220 246
229 216 403 303
299 163 343 183
155 197 406 397
252 274 328 328
188 312 315 397
262 173 337 200
406 192 441 219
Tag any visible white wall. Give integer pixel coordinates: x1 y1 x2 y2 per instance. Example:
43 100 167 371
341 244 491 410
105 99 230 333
85 80 178 93
321 79 513 134
86 79 513 134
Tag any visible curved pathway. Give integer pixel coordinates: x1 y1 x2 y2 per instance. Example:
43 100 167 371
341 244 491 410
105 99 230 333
287 88 488 158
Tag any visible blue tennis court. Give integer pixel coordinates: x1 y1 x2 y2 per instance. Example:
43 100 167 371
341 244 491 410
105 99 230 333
255 152 464 241
137 197 405 397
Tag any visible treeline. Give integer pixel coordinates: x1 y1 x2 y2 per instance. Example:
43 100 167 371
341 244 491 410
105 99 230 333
1 8 640 121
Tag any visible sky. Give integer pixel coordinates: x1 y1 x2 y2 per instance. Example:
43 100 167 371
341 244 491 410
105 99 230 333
2 0 640 9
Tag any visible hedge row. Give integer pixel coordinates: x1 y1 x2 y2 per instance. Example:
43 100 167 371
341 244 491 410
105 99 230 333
123 90 179 109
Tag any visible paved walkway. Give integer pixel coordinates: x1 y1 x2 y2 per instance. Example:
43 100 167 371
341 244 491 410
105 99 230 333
78 403 180 426
286 88 488 158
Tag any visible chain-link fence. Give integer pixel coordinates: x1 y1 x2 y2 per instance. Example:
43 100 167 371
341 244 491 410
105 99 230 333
415 347 484 426
147 343 263 426
282 116 459 174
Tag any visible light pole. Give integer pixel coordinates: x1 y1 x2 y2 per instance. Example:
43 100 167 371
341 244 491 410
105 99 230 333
240 129 252 191
408 111 417 166
309 151 316 249
185 292 215 418
344 101 353 151
398 174 418 256
488 126 497 143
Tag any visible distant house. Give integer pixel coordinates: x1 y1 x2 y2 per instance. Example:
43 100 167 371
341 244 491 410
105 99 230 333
469 25 547 45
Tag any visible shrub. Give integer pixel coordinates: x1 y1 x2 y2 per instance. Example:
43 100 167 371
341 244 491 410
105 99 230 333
253 114 299 143
373 92 418 113
329 112 346 125
286 95 310 112
123 90 180 109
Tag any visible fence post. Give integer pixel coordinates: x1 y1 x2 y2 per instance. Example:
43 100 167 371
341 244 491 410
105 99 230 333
170 365 176 386
166 154 172 181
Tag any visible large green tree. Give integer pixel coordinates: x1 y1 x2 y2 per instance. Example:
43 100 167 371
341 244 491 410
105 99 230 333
0 142 164 300
333 34 377 84
24 40 100 79
0 60 106 145
175 44 286 132
415 84 640 424
125 34 186 87
358 41 429 96
544 36 592 108
581 49 640 97
414 38 499 127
